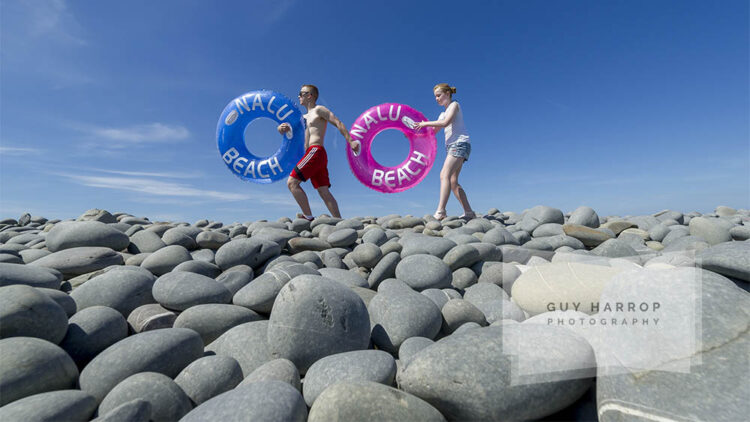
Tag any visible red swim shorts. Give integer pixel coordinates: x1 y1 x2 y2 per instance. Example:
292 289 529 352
290 145 330 189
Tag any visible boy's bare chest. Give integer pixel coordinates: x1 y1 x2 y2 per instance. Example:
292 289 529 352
304 112 326 130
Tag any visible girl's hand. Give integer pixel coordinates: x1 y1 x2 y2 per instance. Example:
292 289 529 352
413 121 426 131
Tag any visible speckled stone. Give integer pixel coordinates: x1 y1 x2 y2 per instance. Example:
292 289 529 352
69 267 156 317
215 270 253 295
400 235 457 258
239 358 301 391
140 245 193 276
267 275 370 373
46 221 130 252
0 284 69 344
0 337 79 406
92 398 152 422
173 304 262 345
180 381 307 422
97 372 192 421
60 305 128 367
152 271 232 311
351 243 383 268
596 268 749 422
308 381 445 422
126 303 176 333
175 355 243 405
440 299 488 333
395 254 452 291
399 325 594 421
37 287 76 317
398 336 435 368
0 389 97 422
302 350 397 406
0 262 62 289
172 260 222 278
205 321 274 376
232 263 319 314
78 328 203 403
697 241 750 282
511 262 624 316
369 286 442 353
30 247 124 278
317 267 369 288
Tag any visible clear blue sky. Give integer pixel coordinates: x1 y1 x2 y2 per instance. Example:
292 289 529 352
1 0 748 223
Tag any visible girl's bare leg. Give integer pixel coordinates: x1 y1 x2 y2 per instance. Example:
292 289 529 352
438 155 465 216
449 158 474 215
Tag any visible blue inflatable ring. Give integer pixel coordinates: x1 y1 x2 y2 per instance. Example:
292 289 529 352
216 90 305 183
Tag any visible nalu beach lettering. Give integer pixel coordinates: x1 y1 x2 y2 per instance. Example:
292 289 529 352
229 93 294 123
222 147 283 179
371 151 429 188
217 90 304 183
347 102 436 193
350 104 403 138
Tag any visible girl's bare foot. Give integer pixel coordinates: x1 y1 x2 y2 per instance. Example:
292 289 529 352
460 210 476 220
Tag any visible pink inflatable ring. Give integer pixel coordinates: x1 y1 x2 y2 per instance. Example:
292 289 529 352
347 103 437 193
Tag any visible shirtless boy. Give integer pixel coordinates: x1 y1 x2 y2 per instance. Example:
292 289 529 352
277 84 360 220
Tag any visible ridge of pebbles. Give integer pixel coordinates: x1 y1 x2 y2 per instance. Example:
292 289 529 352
0 205 747 421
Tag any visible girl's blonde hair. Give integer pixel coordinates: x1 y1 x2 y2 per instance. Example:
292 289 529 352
434 83 457 95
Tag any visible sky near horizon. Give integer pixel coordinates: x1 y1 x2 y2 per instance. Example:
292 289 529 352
1 0 748 224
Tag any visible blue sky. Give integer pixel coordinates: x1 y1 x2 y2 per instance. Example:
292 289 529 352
1 0 747 223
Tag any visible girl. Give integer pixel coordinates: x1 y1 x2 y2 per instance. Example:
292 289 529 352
414 83 476 220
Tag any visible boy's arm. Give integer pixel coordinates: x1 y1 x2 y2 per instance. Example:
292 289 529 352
319 106 360 153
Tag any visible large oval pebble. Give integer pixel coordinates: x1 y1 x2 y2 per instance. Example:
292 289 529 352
369 286 442 353
0 284 69 344
79 328 203 403
395 254 452 291
173 303 262 344
59 305 128 367
69 267 156 317
398 325 594 421
0 337 79 406
267 275 370 373
98 372 193 421
140 245 192 276
181 381 307 422
0 389 97 422
175 355 243 405
308 381 445 422
46 221 130 252
152 271 232 311
0 262 61 289
303 350 396 406
205 321 273 375
30 247 124 278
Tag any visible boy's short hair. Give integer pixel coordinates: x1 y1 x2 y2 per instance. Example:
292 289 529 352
302 84 319 100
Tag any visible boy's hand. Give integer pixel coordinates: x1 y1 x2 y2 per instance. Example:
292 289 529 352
277 123 291 134
350 140 361 156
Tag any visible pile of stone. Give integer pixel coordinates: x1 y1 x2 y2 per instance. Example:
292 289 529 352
0 205 747 421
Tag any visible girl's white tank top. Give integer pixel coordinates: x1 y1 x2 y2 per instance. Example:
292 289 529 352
438 101 470 146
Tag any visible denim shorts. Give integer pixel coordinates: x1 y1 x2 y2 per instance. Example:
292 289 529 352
447 141 471 161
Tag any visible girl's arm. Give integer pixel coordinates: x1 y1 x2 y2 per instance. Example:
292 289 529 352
414 102 459 131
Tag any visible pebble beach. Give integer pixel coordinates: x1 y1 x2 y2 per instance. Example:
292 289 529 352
0 205 748 421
